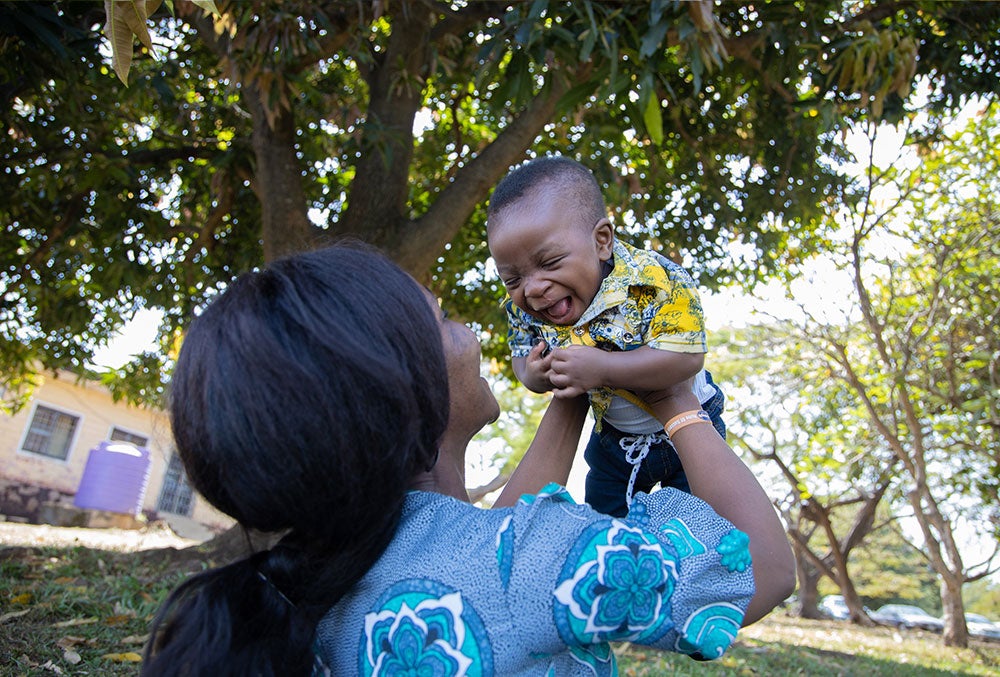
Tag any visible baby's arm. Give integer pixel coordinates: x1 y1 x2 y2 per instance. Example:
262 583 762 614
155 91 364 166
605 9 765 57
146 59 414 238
512 341 555 393
548 345 703 402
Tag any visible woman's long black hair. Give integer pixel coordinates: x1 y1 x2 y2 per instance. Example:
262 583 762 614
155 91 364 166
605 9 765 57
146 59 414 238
142 245 449 676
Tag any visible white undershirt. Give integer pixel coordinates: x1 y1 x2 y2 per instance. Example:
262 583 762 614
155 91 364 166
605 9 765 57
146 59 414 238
601 370 716 433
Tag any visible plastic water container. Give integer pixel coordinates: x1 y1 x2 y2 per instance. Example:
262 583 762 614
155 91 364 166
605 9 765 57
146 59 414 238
73 441 152 515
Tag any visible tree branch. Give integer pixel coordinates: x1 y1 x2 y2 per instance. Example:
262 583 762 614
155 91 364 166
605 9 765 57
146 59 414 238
468 471 510 505
395 70 574 276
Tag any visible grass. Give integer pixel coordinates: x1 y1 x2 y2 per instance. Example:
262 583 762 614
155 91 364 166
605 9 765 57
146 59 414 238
2 541 999 675
0 545 200 676
617 613 1000 676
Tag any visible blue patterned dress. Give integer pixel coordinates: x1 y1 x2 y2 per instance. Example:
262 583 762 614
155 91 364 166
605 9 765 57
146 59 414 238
313 484 754 676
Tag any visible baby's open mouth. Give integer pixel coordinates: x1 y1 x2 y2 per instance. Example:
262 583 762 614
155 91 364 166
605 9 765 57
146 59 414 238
539 297 573 324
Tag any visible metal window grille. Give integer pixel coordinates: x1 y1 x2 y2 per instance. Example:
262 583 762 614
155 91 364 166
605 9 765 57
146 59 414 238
156 451 194 516
109 427 148 448
22 405 79 460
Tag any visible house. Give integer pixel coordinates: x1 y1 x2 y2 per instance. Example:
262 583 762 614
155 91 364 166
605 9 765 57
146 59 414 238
0 371 231 536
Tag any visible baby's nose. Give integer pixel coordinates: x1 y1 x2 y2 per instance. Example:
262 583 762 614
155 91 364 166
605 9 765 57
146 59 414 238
523 274 549 299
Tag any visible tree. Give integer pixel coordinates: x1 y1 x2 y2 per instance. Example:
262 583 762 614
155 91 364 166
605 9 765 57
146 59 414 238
846 506 940 614
721 323 896 624
3 0 1000 408
768 106 1000 646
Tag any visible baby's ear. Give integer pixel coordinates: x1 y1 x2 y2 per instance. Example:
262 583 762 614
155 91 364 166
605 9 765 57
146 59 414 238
593 218 614 260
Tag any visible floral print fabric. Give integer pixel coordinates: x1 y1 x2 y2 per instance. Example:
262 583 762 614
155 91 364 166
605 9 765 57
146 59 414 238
313 485 753 675
503 240 708 424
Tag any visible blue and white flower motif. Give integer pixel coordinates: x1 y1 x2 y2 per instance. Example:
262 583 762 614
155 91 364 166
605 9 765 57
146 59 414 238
554 521 677 645
626 501 650 527
716 529 751 573
659 519 706 559
519 482 577 506
567 642 616 676
675 603 744 659
362 582 493 676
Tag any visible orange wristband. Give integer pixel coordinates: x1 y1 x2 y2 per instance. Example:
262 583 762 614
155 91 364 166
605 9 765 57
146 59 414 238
664 409 712 437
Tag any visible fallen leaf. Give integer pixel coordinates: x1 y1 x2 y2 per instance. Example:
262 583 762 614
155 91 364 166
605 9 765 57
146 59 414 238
10 592 33 605
54 576 76 584
104 614 134 626
102 651 143 662
0 608 31 624
56 636 88 648
63 648 82 665
51 617 98 628
39 660 64 674
121 633 149 644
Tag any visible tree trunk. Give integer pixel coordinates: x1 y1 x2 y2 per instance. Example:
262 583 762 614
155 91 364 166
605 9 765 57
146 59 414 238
940 572 969 647
794 553 823 619
245 82 315 263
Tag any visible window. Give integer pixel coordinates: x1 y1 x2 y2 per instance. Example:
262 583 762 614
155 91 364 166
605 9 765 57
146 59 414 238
157 451 194 516
109 427 148 448
22 404 80 460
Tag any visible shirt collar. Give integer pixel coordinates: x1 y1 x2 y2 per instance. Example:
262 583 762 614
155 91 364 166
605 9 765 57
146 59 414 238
576 239 648 325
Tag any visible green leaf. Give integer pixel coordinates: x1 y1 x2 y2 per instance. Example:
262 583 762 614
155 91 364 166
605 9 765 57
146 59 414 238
640 19 669 58
189 0 220 16
643 91 663 145
104 0 157 85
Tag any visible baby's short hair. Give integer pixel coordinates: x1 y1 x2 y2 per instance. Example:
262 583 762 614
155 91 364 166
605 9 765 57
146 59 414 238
488 156 607 230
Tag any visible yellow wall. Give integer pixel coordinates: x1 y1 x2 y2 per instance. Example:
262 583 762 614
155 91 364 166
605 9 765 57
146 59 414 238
0 372 231 532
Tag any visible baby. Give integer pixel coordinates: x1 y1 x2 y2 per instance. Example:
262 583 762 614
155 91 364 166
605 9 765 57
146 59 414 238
487 156 726 517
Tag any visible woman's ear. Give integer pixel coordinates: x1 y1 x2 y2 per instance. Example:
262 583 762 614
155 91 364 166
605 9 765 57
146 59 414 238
593 218 614 260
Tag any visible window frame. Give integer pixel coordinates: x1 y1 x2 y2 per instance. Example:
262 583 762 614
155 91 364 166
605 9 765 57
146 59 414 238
156 449 195 517
107 425 149 449
18 402 83 463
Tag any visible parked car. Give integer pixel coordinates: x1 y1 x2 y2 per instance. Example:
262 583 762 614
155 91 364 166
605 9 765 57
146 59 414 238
819 594 851 620
869 604 944 632
965 613 1000 641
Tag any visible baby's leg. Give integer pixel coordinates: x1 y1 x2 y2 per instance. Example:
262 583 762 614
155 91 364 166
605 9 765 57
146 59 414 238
583 427 633 517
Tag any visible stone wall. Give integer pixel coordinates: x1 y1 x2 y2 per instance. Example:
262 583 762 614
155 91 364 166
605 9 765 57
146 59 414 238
0 477 75 524
0 477 147 529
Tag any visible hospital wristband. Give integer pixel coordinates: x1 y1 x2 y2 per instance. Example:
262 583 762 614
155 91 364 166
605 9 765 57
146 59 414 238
664 409 712 437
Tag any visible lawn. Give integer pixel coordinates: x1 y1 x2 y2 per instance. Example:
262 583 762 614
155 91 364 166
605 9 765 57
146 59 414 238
2 533 998 676
617 613 1000 676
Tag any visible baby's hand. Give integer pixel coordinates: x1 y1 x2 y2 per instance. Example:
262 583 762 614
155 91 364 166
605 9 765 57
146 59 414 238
548 345 606 398
520 340 555 393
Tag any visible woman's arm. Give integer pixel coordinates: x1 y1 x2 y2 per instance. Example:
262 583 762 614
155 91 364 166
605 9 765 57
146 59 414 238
492 395 589 508
647 386 796 625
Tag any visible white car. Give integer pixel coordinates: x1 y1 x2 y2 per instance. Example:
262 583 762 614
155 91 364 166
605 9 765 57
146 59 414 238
819 594 851 620
869 604 944 632
966 613 1000 641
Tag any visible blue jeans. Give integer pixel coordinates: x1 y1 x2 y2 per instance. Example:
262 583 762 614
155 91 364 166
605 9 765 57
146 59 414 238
583 372 726 518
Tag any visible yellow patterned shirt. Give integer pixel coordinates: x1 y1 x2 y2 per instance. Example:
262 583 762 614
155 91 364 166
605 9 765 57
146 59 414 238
504 239 707 423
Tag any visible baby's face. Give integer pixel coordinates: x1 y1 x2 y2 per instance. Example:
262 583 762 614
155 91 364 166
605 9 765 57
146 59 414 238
488 195 613 327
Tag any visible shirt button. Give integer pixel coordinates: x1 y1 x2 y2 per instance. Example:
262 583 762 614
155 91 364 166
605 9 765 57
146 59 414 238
574 327 584 336
624 332 634 341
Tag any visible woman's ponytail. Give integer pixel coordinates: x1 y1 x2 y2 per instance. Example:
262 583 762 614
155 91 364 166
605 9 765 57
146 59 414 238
142 245 448 675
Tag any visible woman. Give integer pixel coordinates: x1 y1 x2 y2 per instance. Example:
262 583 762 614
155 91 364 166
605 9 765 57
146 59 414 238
142 244 793 676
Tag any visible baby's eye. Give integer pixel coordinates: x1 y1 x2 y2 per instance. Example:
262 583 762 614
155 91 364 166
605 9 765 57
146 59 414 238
503 277 521 289
540 257 563 269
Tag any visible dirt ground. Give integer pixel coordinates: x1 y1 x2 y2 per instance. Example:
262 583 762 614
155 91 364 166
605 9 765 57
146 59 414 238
0 519 199 553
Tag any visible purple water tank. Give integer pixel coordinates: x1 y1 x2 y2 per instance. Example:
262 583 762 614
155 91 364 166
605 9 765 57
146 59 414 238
74 441 152 515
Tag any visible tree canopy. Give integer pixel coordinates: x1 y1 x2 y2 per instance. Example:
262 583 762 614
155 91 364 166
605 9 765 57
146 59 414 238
727 104 1000 646
3 0 1000 405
